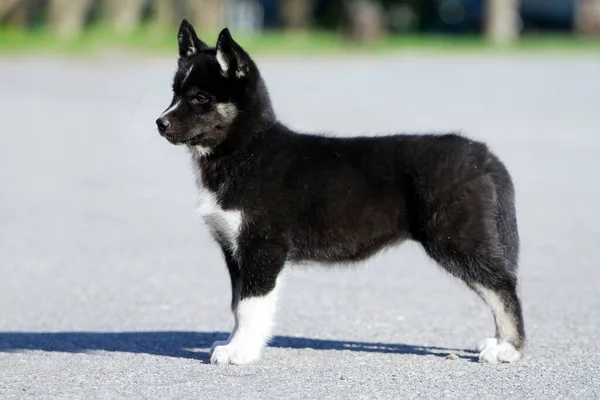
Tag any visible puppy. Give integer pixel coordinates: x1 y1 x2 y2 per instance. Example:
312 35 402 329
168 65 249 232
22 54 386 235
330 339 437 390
156 19 525 365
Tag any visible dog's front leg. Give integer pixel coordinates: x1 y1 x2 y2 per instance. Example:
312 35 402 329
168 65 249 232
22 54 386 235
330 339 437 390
210 239 286 365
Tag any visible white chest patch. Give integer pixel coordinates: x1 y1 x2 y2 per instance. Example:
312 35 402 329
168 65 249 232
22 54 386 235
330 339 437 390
190 150 243 256
197 184 243 255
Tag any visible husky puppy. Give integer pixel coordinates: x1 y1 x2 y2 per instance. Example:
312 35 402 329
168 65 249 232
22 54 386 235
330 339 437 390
156 19 525 365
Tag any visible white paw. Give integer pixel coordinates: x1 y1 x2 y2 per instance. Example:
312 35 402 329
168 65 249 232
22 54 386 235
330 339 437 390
476 337 498 352
209 341 262 365
478 340 522 363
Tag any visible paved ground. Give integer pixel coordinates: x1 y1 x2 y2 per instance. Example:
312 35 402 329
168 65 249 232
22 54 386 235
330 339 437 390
1 52 599 399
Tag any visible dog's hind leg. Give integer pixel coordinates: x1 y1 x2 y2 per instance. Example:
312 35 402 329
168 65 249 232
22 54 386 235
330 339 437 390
424 241 525 363
472 158 525 362
419 176 525 363
210 237 286 365
472 279 524 363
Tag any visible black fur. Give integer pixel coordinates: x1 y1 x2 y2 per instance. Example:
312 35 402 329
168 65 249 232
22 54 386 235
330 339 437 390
157 20 525 363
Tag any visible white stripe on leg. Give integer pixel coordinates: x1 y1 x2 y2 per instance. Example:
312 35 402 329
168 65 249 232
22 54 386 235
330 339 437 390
474 284 518 342
473 284 522 363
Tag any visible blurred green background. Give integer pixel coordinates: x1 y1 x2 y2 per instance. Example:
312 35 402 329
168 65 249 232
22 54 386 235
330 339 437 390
0 0 599 55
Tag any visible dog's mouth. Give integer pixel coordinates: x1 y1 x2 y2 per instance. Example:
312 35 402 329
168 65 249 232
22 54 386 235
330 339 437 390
162 132 203 146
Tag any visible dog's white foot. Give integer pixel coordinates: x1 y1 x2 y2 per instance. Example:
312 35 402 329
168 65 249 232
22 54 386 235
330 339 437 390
476 337 498 352
477 339 522 363
209 341 262 365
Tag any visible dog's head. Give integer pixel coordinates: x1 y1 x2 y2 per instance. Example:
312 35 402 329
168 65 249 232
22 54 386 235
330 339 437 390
156 19 270 150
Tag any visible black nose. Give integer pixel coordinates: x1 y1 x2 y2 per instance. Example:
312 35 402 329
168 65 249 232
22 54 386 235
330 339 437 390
156 118 170 134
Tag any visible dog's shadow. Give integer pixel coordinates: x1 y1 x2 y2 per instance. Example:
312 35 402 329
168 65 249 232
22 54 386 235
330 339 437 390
0 331 478 362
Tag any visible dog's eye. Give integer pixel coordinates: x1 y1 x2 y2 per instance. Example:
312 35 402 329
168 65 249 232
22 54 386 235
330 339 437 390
191 94 210 105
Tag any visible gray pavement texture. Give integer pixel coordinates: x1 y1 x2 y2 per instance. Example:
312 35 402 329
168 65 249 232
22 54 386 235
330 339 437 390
1 53 599 399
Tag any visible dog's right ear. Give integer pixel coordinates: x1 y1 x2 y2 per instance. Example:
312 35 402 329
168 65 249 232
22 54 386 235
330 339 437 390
215 28 253 79
177 19 208 58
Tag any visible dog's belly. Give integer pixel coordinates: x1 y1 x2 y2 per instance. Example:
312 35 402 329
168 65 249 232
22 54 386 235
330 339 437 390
289 236 408 264
288 219 409 264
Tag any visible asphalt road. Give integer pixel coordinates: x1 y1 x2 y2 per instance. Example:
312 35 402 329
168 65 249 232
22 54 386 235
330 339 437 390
1 53 599 399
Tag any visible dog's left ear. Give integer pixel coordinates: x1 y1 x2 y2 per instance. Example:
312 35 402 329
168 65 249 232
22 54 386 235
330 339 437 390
215 28 252 79
178 19 208 58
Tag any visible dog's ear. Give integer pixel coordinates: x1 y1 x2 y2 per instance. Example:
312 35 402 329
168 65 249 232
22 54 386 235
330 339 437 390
178 19 208 58
215 28 252 79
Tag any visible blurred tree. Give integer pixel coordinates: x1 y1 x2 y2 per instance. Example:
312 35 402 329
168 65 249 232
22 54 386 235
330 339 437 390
0 0 21 21
155 0 177 29
105 0 146 33
186 0 226 32
280 0 313 29
49 0 93 37
576 0 600 35
485 0 519 44
0 0 28 27
342 0 384 43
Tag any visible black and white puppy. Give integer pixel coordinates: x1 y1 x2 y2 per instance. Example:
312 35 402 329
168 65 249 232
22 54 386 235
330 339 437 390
156 19 525 365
